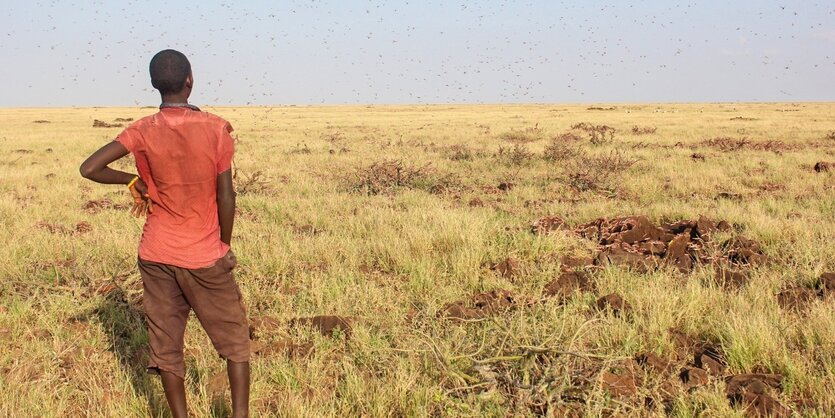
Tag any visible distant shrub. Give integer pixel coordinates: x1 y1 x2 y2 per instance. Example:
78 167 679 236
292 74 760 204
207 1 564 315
447 144 474 161
571 122 616 145
543 137 582 161
498 124 545 143
565 151 637 192
348 159 457 195
631 125 657 135
235 170 271 195
496 144 535 166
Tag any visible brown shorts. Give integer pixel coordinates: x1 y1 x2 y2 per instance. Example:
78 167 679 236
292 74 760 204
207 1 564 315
138 250 250 380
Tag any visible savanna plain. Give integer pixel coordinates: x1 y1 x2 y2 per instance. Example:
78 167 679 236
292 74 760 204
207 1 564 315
0 103 833 417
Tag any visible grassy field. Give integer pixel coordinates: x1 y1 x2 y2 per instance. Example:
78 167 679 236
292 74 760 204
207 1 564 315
0 103 833 417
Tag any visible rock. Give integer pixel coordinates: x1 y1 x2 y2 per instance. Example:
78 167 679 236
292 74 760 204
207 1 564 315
695 216 717 239
601 370 638 398
543 271 594 299
442 289 516 321
725 374 783 396
531 216 567 235
694 344 727 375
776 285 817 311
597 246 656 273
816 272 835 298
715 266 750 290
471 289 516 312
559 255 595 270
596 293 631 316
814 161 832 172
637 240 666 256
717 220 733 232
725 374 788 417
441 302 484 320
723 236 767 266
679 366 709 391
665 234 693 272
616 216 664 244
635 352 672 374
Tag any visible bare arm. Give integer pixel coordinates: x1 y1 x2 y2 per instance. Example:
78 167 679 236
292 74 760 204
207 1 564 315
217 169 236 245
79 141 135 184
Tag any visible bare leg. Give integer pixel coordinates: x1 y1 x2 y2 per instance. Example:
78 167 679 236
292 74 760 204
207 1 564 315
160 371 188 418
228 360 250 418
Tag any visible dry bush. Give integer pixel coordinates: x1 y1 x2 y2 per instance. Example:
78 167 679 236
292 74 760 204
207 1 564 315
826 131 835 141
288 143 311 155
348 159 457 195
702 137 750 152
565 151 637 192
446 144 475 161
322 131 345 143
571 122 616 145
234 170 270 195
543 137 583 161
702 137 791 153
496 144 535 166
498 124 544 143
631 125 657 135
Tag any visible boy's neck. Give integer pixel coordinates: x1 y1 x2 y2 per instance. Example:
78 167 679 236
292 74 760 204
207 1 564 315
160 93 190 105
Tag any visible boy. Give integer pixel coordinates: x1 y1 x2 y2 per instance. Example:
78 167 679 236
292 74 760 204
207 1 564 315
80 49 250 418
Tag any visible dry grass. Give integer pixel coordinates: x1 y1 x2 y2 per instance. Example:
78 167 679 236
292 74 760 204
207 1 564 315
0 103 834 417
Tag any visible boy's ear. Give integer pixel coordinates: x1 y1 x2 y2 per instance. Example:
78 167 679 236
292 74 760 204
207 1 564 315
185 73 193 89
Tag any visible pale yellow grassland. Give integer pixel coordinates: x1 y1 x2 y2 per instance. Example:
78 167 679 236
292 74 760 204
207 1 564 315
0 103 833 417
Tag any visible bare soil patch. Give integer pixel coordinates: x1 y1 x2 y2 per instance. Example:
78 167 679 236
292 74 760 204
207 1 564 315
441 289 516 321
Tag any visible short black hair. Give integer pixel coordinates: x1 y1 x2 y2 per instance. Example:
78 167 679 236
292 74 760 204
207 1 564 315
149 49 191 94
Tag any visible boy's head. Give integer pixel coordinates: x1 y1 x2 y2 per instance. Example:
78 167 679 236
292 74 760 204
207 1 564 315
149 49 192 96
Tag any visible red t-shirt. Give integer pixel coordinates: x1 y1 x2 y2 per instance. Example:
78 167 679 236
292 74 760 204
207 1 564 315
116 107 234 269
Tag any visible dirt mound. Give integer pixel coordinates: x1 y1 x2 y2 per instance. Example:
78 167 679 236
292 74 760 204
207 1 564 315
814 161 832 172
290 315 353 338
776 285 817 311
817 272 835 298
497 182 515 191
35 221 92 236
441 289 515 321
92 119 123 128
543 271 594 300
776 273 835 311
468 197 484 207
725 374 789 417
572 215 761 277
595 293 631 316
82 199 128 214
559 255 595 270
491 257 520 280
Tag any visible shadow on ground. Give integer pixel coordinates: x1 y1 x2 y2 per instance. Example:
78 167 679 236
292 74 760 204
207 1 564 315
91 288 168 417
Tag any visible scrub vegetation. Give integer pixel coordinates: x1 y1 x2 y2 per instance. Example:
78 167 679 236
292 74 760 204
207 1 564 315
0 102 833 417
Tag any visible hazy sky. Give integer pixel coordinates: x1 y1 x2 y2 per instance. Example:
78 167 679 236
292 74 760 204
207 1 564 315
1 1 833 106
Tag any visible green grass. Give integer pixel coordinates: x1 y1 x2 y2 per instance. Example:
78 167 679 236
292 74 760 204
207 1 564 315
0 103 833 417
